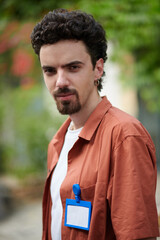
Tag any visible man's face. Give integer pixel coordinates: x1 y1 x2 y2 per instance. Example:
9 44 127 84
40 40 103 115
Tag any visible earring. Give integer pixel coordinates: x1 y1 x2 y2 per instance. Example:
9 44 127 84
94 79 100 86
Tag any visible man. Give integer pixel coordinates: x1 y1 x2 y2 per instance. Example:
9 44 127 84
31 9 159 240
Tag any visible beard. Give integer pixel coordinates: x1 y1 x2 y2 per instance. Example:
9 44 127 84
53 87 81 115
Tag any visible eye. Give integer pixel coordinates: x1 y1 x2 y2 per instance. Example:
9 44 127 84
68 65 80 72
43 67 56 76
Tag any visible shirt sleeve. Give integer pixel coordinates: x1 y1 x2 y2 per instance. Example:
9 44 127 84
109 134 159 240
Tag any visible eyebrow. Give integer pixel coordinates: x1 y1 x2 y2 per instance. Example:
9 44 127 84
42 66 54 71
62 61 84 68
42 60 84 70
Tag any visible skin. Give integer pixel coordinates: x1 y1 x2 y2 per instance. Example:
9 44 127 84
40 40 104 130
39 39 157 240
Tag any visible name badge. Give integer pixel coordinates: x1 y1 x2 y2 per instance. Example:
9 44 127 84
64 184 92 231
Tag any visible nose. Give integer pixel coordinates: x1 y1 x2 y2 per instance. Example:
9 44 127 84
56 70 69 88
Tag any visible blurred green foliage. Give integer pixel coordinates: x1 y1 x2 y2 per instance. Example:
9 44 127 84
0 0 79 20
78 0 160 112
0 84 66 176
0 0 160 175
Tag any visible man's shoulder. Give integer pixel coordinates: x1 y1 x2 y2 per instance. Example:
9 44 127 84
103 106 140 128
101 105 151 141
99 105 156 152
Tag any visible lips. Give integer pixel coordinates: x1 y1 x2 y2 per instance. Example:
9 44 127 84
56 93 75 101
53 88 77 101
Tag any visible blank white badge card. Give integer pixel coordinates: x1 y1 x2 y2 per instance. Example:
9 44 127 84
64 199 92 231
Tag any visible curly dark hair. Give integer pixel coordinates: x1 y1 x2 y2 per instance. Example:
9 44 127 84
31 9 108 91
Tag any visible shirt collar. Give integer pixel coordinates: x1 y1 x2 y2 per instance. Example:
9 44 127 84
79 96 112 141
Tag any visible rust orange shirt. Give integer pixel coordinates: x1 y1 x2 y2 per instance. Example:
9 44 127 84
42 97 159 240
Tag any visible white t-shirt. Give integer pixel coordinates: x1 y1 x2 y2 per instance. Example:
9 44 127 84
50 124 82 240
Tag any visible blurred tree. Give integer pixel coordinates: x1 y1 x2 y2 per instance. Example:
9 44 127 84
78 0 160 112
0 0 79 20
0 21 38 88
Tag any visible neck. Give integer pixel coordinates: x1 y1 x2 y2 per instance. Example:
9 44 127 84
69 94 102 130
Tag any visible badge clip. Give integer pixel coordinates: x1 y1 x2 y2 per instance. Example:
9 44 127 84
64 184 92 231
73 184 81 203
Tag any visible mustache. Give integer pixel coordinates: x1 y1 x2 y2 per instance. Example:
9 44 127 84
53 87 78 97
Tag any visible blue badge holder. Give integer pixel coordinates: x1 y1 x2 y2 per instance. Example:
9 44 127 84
64 184 92 231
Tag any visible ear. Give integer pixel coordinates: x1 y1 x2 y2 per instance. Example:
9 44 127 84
94 58 104 80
